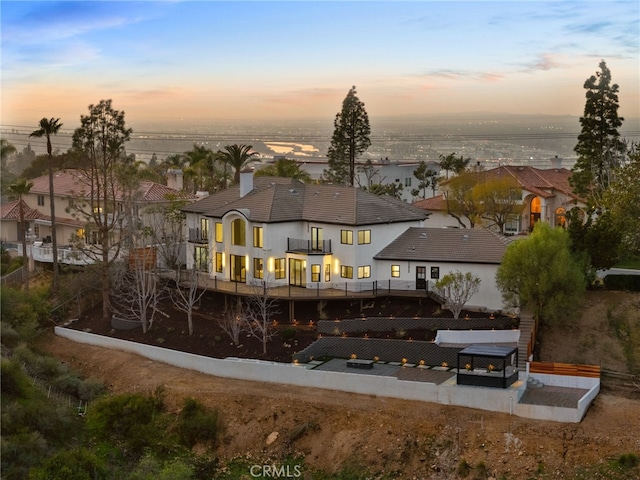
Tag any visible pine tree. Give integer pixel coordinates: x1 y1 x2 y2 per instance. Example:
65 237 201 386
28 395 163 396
571 60 625 201
324 86 371 186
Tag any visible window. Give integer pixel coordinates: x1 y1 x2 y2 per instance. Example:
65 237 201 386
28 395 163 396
404 177 412 187
231 218 246 246
37 195 45 206
215 222 223 243
324 264 331 282
76 228 85 240
430 267 440 279
341 229 353 245
68 198 75 209
253 226 263 248
341 265 353 279
215 252 223 273
275 258 286 279
230 254 246 282
311 227 323 251
357 265 371 279
391 265 400 278
253 257 264 279
33 225 40 237
357 229 371 245
311 264 321 282
200 218 209 239
555 207 566 228
195 246 208 272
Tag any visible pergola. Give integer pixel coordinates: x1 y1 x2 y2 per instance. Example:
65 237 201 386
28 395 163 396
456 344 519 389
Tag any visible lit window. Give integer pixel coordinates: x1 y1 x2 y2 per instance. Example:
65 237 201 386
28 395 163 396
357 230 371 245
341 229 353 245
231 218 246 246
324 264 331 282
274 258 286 279
357 265 371 279
311 264 321 282
253 226 263 248
215 222 223 243
341 265 353 279
391 265 400 278
253 257 264 279
215 252 223 273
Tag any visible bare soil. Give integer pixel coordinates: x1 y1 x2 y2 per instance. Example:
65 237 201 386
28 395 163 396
39 291 640 479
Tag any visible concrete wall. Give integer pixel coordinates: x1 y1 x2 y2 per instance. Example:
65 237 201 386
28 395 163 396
435 329 520 345
55 327 597 423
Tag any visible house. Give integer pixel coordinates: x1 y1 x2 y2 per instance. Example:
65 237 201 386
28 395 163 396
181 171 430 291
413 163 586 234
2 169 197 265
374 227 512 311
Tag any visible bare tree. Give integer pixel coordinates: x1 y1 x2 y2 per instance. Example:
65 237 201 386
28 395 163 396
217 297 246 346
170 263 206 336
435 271 481 320
243 277 280 355
144 195 189 270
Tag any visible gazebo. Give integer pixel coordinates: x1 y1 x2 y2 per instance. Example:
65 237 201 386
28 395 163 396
456 345 519 389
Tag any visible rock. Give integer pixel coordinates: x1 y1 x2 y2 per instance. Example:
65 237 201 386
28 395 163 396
266 431 279 445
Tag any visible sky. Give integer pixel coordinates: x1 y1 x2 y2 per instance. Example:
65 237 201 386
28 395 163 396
1 0 639 129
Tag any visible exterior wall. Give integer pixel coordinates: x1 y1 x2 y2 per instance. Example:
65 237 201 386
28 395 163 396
423 211 469 229
375 260 503 312
0 220 19 243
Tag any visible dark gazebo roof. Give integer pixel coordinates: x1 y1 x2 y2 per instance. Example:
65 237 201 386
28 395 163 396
459 345 517 358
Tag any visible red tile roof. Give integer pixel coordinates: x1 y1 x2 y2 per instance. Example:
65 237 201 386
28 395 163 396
0 200 46 220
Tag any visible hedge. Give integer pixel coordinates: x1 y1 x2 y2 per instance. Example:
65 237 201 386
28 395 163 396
604 274 640 292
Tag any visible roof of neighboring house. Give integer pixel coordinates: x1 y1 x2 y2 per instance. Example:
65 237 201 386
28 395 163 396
182 176 429 226
413 194 446 212
28 170 197 202
374 227 513 264
0 200 46 220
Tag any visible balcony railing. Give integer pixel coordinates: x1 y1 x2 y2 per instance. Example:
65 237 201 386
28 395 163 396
188 228 208 243
287 238 332 254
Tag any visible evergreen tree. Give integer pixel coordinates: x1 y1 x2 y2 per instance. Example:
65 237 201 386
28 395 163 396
411 161 438 199
571 60 625 201
324 86 371 186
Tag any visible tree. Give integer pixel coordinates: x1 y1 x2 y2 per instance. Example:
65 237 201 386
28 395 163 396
438 153 470 180
442 171 480 228
571 60 626 201
473 176 523 234
324 86 371 186
356 158 382 188
244 277 280 355
217 298 247 346
8 178 34 289
435 271 481 320
496 222 586 324
411 161 438 199
255 157 311 182
364 182 404 199
219 144 258 185
0 139 17 194
566 208 622 271
30 117 63 294
169 263 206 336
70 99 132 323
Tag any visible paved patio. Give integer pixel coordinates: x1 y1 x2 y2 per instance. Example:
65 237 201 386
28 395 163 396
519 385 590 408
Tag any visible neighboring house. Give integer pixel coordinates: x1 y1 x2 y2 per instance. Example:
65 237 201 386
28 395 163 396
8 169 196 265
414 164 586 234
181 171 430 291
374 227 512 312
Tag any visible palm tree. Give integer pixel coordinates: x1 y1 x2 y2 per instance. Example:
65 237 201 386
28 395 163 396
254 157 312 182
8 178 34 290
220 144 258 184
30 117 63 294
1 139 17 194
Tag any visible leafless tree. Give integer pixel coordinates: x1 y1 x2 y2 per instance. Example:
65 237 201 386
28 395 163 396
435 271 481 320
217 297 246 346
243 277 280 355
170 263 206 336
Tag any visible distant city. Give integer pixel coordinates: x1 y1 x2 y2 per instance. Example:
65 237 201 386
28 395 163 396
3 113 640 172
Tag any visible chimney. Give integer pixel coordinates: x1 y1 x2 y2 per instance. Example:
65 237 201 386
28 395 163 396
239 168 254 197
550 156 563 169
166 168 184 191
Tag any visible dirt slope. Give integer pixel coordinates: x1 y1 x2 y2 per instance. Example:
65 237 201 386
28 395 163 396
40 332 640 479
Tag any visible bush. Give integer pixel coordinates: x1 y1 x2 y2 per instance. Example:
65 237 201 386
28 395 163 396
616 452 639 469
28 447 107 480
176 397 220 448
1 358 33 399
604 274 640 291
0 432 49 480
281 327 296 342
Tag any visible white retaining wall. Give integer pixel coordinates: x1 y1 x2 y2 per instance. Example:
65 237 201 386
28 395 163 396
55 327 594 423
435 329 521 345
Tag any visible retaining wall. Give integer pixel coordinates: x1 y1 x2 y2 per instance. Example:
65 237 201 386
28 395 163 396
54 327 594 423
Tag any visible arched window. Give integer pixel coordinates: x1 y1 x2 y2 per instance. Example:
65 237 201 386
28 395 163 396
231 218 246 246
555 207 566 227
529 196 541 231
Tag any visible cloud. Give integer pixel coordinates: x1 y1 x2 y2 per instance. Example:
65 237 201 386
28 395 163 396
520 53 565 73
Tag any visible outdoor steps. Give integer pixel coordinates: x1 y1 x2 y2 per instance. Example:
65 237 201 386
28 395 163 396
527 376 545 388
517 313 535 370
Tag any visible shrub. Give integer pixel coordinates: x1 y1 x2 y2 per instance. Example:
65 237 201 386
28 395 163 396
604 274 640 291
176 397 220 448
1 358 33 399
616 452 639 469
281 327 296 342
0 431 49 480
28 447 107 480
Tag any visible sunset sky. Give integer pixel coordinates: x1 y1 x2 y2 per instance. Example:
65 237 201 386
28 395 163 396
1 1 639 129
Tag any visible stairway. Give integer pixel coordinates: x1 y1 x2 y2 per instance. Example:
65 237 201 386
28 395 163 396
517 312 536 370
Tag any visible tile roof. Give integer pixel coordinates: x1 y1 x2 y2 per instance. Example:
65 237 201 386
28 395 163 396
183 176 429 226
28 170 197 202
374 227 512 264
413 194 446 212
0 200 45 220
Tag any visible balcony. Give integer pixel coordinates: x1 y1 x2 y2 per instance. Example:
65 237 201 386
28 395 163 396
188 228 208 244
287 238 332 254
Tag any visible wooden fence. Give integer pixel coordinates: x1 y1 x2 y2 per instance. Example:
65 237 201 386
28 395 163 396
529 361 601 378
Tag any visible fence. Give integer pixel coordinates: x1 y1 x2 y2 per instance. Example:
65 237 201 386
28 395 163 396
529 361 601 378
0 266 25 286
